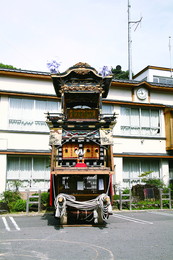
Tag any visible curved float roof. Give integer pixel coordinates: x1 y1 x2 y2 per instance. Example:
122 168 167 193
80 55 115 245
51 62 112 98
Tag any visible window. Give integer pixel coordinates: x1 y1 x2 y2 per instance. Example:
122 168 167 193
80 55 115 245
102 104 113 114
123 158 160 188
153 76 173 85
61 175 98 193
9 98 60 131
121 107 161 136
7 156 50 191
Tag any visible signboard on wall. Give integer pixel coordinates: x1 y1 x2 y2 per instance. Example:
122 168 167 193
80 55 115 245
67 109 98 120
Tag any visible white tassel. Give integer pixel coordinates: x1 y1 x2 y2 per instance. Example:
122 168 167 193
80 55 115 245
108 204 113 215
55 207 60 218
93 209 98 223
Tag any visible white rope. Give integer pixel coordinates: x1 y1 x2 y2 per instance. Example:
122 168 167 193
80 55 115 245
54 193 112 221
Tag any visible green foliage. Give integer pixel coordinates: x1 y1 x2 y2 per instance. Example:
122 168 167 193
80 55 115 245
7 180 23 192
2 190 21 204
29 192 49 210
0 190 49 212
1 190 21 212
135 200 160 209
111 65 129 80
13 199 26 212
41 192 49 206
142 178 165 188
113 194 120 200
168 182 173 191
122 189 130 194
134 199 171 210
0 63 18 69
138 171 153 178
122 189 131 200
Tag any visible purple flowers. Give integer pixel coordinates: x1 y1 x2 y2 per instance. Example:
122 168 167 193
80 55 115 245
47 60 61 73
99 66 112 77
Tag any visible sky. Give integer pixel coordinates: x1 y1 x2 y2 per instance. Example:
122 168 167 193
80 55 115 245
0 0 173 75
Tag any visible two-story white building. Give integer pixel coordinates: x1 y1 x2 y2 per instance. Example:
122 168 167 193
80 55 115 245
0 68 60 193
0 65 173 193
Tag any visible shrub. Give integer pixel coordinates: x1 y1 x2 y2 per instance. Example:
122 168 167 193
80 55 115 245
29 192 50 210
2 191 21 204
1 190 22 212
134 200 160 209
122 189 130 194
41 192 49 206
13 199 26 212
142 178 165 188
113 194 120 200
0 201 10 212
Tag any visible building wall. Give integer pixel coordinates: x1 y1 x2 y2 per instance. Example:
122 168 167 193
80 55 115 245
108 79 172 189
0 69 172 193
107 87 132 101
0 132 49 151
0 77 54 95
150 91 173 105
134 67 173 82
0 75 56 193
0 155 7 192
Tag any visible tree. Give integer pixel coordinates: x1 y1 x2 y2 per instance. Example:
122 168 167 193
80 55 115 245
0 63 18 69
111 65 130 80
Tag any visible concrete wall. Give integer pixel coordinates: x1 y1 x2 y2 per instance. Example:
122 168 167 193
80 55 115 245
134 68 173 82
150 91 173 105
0 155 7 193
107 87 132 101
0 77 55 95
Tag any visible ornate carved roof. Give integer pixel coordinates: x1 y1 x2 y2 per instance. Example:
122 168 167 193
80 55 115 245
51 62 112 98
72 62 92 68
67 62 97 75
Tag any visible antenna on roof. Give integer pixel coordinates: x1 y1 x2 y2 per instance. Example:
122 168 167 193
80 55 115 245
128 0 143 80
169 36 173 78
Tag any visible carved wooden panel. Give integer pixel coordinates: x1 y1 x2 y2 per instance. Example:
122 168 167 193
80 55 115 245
83 144 100 159
62 143 79 158
67 109 98 120
164 108 173 150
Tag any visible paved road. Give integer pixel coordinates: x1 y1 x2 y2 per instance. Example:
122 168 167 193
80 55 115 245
0 210 173 260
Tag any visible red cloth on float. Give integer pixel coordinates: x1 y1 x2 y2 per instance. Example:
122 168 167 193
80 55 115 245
75 163 87 167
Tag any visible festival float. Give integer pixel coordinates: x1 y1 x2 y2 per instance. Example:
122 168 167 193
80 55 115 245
46 62 116 224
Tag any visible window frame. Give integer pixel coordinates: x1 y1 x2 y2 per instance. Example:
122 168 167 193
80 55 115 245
123 158 161 188
7 156 50 191
121 106 161 137
8 97 60 132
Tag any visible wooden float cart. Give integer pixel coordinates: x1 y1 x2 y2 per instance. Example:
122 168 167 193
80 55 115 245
46 62 117 225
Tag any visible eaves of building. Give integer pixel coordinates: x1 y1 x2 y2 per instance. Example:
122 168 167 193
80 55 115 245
0 68 51 80
113 152 173 159
1 68 173 101
0 149 51 155
112 78 173 91
133 65 173 79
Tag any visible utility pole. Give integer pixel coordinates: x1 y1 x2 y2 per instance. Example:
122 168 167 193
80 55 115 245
128 0 142 80
128 0 132 80
169 36 173 77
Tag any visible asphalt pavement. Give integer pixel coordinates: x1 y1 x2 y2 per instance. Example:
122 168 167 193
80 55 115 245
0 210 173 260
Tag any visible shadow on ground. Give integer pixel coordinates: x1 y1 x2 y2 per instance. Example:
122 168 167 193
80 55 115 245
41 211 109 230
